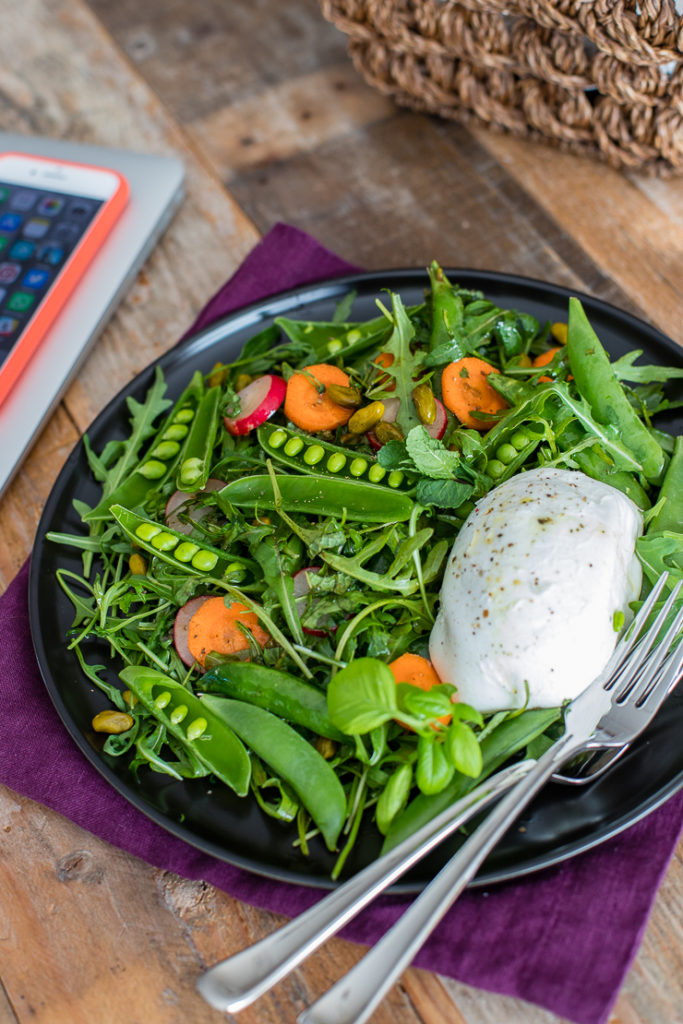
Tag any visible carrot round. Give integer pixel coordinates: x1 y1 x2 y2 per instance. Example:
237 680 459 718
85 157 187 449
284 363 353 432
441 357 508 430
373 351 396 391
187 597 269 668
389 652 451 728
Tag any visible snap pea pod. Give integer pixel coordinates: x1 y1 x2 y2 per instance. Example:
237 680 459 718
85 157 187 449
275 312 393 364
567 298 665 482
257 422 413 490
381 707 561 853
558 421 651 508
119 666 251 796
220 473 414 522
85 371 205 522
201 661 347 742
648 435 683 533
110 504 252 580
176 385 222 492
427 260 467 359
200 696 347 850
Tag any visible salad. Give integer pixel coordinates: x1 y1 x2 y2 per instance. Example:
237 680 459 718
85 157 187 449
47 263 683 879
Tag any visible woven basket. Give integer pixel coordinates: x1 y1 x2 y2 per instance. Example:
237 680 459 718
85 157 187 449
319 0 683 175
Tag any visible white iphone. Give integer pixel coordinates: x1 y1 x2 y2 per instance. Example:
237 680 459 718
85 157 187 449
0 151 129 406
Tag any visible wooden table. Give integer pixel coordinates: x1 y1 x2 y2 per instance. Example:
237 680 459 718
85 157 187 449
1 2 681 1022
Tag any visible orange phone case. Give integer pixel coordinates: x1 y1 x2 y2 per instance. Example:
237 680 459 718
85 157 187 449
0 154 129 407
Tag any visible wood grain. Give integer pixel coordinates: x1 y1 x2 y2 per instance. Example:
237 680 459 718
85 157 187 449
0 0 681 1022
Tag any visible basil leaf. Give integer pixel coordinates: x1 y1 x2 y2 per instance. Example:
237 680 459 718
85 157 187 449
416 735 454 795
327 657 398 735
445 721 483 778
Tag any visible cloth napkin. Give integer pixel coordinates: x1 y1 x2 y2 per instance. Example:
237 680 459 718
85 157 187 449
2 223 682 1024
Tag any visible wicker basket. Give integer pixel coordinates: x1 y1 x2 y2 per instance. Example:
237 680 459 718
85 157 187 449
320 0 683 175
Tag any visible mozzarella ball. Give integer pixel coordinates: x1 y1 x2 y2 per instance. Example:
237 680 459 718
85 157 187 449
429 467 643 711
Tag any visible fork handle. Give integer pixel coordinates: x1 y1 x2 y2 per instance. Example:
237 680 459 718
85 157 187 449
196 760 534 1014
298 736 577 1024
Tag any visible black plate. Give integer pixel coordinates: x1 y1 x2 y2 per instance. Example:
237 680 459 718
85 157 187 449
29 269 683 892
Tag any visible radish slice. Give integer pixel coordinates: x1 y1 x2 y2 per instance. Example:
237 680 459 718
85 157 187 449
426 397 448 440
293 567 337 637
174 596 210 667
165 478 225 534
224 374 286 436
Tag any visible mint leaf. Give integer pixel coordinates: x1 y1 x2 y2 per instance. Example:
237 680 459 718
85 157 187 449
416 478 474 509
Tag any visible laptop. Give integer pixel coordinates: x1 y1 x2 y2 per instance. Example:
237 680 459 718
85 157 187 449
0 134 185 498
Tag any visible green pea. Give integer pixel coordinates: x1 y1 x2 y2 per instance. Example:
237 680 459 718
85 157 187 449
138 460 167 480
284 436 305 457
170 705 189 724
135 522 162 542
175 541 199 563
187 717 208 741
268 429 288 449
387 470 404 489
174 407 195 424
303 444 325 466
151 531 179 552
368 464 386 483
495 443 517 464
509 429 531 451
326 452 347 473
487 459 506 479
224 562 246 581
154 691 172 710
349 457 368 477
162 424 189 441
327 339 343 354
179 457 203 487
346 329 361 344
151 440 181 460
192 550 218 572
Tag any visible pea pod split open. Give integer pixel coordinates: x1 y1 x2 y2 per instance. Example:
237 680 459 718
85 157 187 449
119 666 251 796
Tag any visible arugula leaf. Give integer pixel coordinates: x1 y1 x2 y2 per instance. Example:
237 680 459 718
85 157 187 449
612 350 683 384
379 292 423 436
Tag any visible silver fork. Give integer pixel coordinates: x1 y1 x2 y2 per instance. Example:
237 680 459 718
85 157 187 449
196 574 682 1019
298 577 683 1024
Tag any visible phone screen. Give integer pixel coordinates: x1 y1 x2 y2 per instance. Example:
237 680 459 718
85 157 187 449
0 182 104 366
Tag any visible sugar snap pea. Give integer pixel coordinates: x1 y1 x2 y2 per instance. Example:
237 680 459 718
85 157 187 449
176 385 222 492
110 504 252 579
567 298 665 482
220 473 414 522
427 261 466 360
85 371 205 522
119 666 251 795
200 696 347 850
257 422 413 490
201 661 347 741
648 435 683 532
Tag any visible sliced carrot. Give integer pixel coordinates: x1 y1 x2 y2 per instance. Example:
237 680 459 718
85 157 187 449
441 357 508 430
284 363 353 432
187 597 269 668
389 652 451 728
532 345 570 382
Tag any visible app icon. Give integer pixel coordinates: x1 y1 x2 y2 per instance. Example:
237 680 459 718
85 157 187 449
10 189 38 212
23 218 50 240
0 187 8 204
37 196 64 217
0 316 19 335
9 240 35 261
0 262 21 283
0 235 9 254
66 199 95 219
52 222 81 245
21 268 50 290
35 241 65 266
7 291 34 313
0 212 22 232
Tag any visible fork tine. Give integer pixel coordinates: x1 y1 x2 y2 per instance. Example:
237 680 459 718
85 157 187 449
634 613 683 708
609 578 682 693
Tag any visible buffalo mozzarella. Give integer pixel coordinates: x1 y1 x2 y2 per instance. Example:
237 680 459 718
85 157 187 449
429 467 643 711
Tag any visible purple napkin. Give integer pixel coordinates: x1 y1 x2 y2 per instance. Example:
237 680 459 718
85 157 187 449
2 223 682 1024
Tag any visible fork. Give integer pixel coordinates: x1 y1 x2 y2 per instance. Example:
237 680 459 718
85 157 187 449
298 577 683 1024
196 574 682 1019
